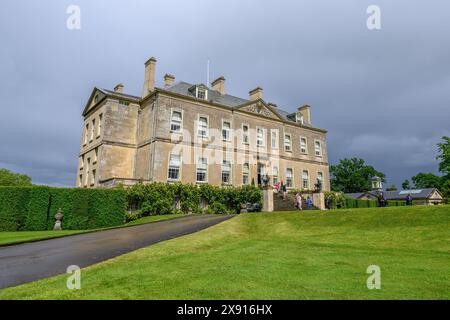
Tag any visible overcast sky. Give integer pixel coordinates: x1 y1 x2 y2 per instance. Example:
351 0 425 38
1 0 449 187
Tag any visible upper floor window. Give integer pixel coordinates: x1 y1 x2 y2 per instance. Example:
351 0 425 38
91 169 96 186
300 137 308 154
97 114 103 137
119 100 129 107
222 121 231 141
168 154 181 180
170 110 183 133
221 160 232 184
315 141 322 157
242 124 249 144
284 134 292 152
90 119 95 141
197 116 209 138
256 127 265 147
84 124 89 145
271 130 278 149
196 157 208 182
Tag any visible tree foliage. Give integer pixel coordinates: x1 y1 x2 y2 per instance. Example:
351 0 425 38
411 173 443 189
330 158 385 193
437 136 450 175
0 168 32 186
402 180 411 190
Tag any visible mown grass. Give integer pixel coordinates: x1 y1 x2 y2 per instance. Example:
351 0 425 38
0 214 188 246
1 206 449 299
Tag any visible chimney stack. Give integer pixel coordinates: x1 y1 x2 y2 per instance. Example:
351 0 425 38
164 74 175 88
114 83 124 93
211 76 225 95
142 57 157 97
298 105 311 124
249 87 263 101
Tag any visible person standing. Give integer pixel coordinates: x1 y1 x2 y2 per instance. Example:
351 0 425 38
306 196 313 209
406 194 413 206
282 183 288 200
295 192 303 210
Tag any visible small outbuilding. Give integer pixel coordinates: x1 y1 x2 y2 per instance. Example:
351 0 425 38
346 188 443 205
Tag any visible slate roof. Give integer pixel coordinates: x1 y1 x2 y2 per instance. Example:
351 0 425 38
163 81 306 124
346 188 442 200
96 82 320 129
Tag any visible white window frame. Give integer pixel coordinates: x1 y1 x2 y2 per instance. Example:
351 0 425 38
302 170 310 190
271 129 279 150
300 136 308 154
168 153 182 181
170 109 183 133
197 115 209 138
284 133 292 152
296 113 304 124
90 119 95 142
93 147 98 164
242 162 250 185
314 140 322 157
196 87 208 100
196 157 208 183
256 126 265 147
84 123 89 145
272 166 279 186
317 171 324 185
97 113 103 138
286 168 293 188
222 120 231 142
91 169 96 186
242 123 250 145
221 160 232 184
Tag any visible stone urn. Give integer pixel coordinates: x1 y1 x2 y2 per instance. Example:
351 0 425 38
53 208 63 231
240 203 248 214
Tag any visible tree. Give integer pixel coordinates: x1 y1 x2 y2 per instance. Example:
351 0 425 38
437 136 450 175
411 173 442 189
330 158 386 193
386 185 398 191
402 180 411 190
0 168 32 186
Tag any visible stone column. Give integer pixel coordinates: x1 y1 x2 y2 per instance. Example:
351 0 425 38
313 192 325 210
262 188 274 212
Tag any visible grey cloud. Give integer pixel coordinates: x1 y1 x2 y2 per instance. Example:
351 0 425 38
0 0 449 187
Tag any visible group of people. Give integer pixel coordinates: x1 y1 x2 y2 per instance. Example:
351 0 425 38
274 182 314 210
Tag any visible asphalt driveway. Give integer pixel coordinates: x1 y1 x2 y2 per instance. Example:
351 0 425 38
0 214 233 289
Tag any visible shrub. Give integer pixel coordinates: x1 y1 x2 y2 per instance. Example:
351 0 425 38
25 186 51 231
207 202 229 215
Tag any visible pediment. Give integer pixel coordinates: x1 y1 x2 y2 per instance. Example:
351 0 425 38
236 100 283 120
82 88 107 116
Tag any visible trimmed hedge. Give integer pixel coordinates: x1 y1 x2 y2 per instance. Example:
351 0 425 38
0 186 126 231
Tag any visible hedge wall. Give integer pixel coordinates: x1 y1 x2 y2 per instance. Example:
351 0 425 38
0 186 126 231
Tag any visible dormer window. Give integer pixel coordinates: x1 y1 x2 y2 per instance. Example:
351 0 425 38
296 113 304 124
190 84 209 100
196 87 208 100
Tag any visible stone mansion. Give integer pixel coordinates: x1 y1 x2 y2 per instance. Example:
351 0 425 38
77 57 330 191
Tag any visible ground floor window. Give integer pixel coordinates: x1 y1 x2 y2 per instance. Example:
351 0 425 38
242 162 250 185
196 157 208 182
272 166 279 186
168 154 181 180
302 170 309 189
286 168 293 188
221 160 232 184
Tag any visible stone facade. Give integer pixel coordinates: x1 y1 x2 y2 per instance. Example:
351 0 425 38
77 57 330 191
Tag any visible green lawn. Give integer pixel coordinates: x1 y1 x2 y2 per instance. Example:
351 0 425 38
1 206 449 300
0 214 187 246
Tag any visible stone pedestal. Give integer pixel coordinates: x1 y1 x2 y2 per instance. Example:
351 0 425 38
262 188 274 212
313 192 325 210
